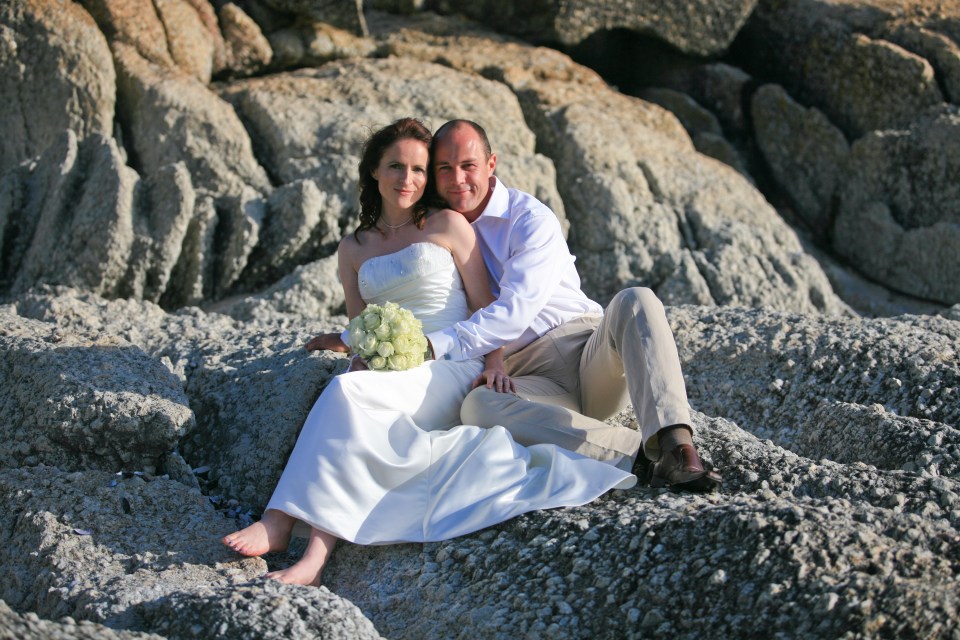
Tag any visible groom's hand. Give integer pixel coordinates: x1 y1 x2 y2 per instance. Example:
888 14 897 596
471 369 516 394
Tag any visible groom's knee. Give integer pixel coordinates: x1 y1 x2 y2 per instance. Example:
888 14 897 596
610 286 661 316
461 386 512 427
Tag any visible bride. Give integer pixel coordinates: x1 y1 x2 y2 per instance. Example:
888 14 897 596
223 118 636 586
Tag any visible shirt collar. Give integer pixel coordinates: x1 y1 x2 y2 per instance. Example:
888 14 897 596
477 176 511 220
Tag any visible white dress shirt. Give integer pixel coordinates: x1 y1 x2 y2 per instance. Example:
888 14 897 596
427 177 602 361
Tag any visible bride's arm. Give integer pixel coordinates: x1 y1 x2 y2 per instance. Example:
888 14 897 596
436 211 515 393
305 236 365 356
434 210 495 312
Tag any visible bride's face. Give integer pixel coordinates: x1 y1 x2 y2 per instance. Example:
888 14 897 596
372 138 430 216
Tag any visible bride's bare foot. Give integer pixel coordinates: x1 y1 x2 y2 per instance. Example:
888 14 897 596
222 510 295 557
265 527 337 587
266 561 325 587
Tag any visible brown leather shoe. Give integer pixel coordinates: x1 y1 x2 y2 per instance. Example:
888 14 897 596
648 443 722 492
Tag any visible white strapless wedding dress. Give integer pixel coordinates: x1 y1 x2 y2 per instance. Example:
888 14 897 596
266 242 636 544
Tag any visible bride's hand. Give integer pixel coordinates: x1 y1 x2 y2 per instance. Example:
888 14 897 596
305 333 349 353
471 367 516 394
348 355 368 372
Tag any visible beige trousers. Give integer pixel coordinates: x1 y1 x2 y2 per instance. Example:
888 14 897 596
460 287 691 470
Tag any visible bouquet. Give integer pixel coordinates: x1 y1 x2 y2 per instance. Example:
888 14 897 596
346 301 429 371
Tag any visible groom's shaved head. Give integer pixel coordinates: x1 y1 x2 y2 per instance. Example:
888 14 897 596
433 120 493 159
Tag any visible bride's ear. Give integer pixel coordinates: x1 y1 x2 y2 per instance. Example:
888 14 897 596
371 169 378 180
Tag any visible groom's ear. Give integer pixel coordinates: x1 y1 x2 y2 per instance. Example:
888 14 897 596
488 152 497 173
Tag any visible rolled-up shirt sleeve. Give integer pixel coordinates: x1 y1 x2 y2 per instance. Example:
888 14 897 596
427 210 568 361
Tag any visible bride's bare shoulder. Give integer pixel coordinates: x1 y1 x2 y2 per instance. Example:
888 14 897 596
425 208 470 231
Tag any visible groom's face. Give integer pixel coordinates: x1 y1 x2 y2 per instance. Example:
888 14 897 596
432 125 497 223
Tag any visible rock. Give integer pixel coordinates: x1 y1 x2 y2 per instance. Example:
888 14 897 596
639 87 751 178
736 0 946 138
8 131 137 298
266 20 376 70
239 179 342 291
176 318 347 511
121 161 195 303
800 401 960 478
3 288 960 637
222 254 346 323
218 2 273 77
153 0 225 83
0 466 265 627
668 305 960 452
261 0 368 36
0 599 163 640
160 194 218 308
112 41 271 200
80 0 176 69
751 83 850 236
0 308 194 474
0 0 116 176
322 411 959 639
665 62 754 140
211 185 266 298
425 0 758 56
832 106 960 305
141 579 384 639
887 22 960 103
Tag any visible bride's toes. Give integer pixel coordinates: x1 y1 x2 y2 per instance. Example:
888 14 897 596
266 565 323 587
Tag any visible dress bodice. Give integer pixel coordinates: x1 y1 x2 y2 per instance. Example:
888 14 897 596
358 242 470 335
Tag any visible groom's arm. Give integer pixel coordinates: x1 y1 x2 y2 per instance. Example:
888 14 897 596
427 209 570 361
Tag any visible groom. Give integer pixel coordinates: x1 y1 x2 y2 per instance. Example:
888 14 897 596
424 119 721 491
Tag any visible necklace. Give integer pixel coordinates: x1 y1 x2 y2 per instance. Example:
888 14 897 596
381 216 413 229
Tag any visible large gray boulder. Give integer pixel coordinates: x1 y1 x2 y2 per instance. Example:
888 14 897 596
0 466 265 627
239 178 343 290
176 319 347 511
7 131 136 297
221 253 346 323
113 41 271 200
668 305 960 460
0 131 196 304
731 1 960 305
0 599 163 640
833 107 960 304
261 0 368 36
9 287 348 511
425 0 758 56
737 0 947 138
322 410 959 639
751 83 851 236
0 0 116 177
0 306 193 474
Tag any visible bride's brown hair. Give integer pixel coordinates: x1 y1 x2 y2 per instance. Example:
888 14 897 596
355 118 432 241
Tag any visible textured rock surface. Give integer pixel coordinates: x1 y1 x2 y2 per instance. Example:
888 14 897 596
426 0 759 56
0 304 193 474
833 107 960 304
0 0 116 177
751 83 851 235
1 288 957 638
